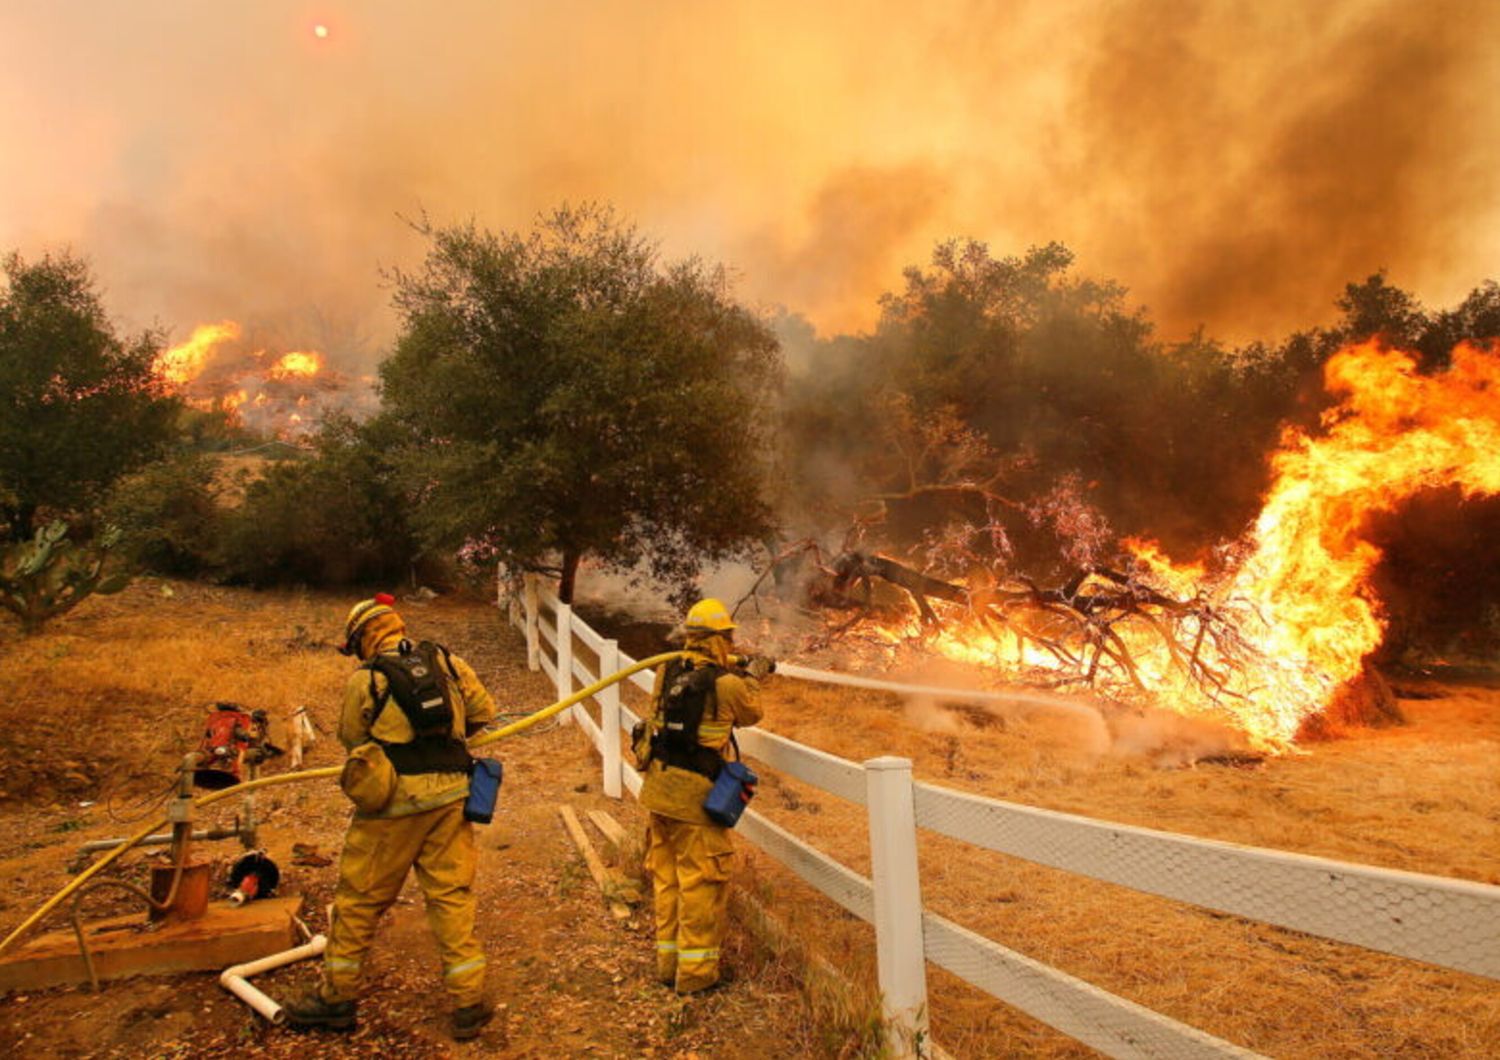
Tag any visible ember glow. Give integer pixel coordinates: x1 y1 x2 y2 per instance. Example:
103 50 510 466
913 341 1500 750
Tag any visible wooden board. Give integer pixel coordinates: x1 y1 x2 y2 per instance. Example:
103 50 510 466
558 806 634 922
0 895 302 993
586 809 628 851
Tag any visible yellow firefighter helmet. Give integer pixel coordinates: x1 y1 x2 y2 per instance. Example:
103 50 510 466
682 598 736 634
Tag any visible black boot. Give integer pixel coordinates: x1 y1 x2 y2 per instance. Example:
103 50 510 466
283 991 358 1032
676 965 735 997
451 1002 494 1041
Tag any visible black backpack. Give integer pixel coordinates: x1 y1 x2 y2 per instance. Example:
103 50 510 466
366 640 472 775
651 658 729 779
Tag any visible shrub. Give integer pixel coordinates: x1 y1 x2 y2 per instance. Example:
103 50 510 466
0 521 130 633
218 416 418 586
106 452 225 576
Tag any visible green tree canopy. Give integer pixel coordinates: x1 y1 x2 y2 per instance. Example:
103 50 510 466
782 240 1168 570
381 205 782 601
0 251 179 540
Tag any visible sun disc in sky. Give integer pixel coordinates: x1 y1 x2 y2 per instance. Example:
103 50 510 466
313 24 330 39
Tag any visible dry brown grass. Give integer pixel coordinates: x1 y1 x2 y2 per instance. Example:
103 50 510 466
0 584 835 1058
721 676 1500 1058
1 579 351 804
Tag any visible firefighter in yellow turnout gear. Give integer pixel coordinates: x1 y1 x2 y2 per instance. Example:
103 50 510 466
638 598 767 994
286 595 499 1041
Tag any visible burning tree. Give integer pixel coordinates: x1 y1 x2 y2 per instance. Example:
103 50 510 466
768 235 1500 750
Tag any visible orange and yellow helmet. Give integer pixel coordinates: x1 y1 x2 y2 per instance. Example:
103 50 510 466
339 593 398 656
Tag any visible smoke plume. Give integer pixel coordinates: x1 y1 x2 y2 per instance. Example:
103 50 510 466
2 0 1495 364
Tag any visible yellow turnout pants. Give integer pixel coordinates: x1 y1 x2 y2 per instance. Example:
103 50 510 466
321 799 486 1007
646 814 734 993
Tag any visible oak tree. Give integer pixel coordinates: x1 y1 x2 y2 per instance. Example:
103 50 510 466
382 205 781 602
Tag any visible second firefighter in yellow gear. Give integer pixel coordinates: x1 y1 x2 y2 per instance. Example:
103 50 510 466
287 595 498 1040
637 597 765 994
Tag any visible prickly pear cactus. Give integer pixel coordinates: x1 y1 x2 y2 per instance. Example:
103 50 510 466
0 521 132 634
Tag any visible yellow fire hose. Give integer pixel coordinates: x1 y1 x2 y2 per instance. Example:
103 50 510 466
0 651 680 959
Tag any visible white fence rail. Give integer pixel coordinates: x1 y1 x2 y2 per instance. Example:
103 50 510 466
507 576 1500 1059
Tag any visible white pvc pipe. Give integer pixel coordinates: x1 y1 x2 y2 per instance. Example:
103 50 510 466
220 934 327 1025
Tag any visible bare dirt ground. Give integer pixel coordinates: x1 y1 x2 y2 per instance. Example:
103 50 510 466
0 583 836 1059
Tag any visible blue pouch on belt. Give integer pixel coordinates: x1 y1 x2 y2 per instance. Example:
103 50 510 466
464 758 503 824
703 760 757 827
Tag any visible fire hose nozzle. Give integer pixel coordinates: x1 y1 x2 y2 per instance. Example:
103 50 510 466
732 653 777 677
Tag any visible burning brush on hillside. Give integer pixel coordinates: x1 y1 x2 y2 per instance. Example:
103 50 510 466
152 320 377 438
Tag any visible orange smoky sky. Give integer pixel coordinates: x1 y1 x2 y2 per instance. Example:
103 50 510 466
1 0 1496 365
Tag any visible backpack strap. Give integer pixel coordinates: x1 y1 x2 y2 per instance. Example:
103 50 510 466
366 664 389 726
363 639 448 734
433 643 459 682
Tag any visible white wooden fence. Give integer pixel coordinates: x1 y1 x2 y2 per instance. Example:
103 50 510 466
507 578 1500 1059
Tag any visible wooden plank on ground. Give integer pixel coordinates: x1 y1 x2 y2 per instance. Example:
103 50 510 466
0 895 302 993
586 809 628 852
558 806 632 922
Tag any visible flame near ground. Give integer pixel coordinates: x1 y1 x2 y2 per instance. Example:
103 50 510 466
916 341 1500 751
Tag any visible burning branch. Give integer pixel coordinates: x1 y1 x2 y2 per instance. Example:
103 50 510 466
747 545 1267 709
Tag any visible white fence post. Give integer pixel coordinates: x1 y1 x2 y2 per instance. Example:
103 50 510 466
598 638 622 798
523 573 540 672
554 601 574 726
865 756 930 1058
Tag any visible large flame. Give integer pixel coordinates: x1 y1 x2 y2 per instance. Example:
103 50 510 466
153 320 241 386
916 340 1500 750
1214 340 1500 743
